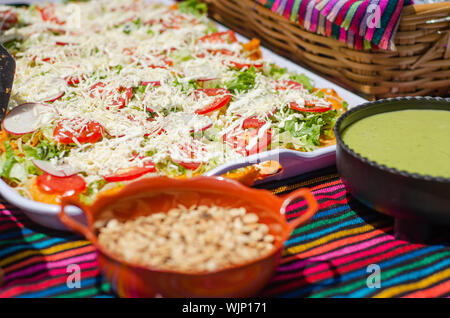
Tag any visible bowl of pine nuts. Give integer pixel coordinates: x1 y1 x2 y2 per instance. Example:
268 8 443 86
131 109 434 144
59 176 318 298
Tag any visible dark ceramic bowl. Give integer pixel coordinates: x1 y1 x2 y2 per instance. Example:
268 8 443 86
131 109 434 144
334 97 450 242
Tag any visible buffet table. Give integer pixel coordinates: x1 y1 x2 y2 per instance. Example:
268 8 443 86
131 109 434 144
1 166 449 298
0 0 449 299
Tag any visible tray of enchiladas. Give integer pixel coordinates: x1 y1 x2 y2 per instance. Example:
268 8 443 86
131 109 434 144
0 0 366 230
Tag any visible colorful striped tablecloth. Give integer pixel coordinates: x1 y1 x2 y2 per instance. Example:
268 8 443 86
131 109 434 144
0 166 449 298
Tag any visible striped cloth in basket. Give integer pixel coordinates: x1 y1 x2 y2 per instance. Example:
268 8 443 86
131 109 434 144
257 0 414 50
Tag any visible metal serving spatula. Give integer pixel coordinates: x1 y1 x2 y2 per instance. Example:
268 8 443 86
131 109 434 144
0 43 15 122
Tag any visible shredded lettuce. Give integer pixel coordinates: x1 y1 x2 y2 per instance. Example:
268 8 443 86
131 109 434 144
79 179 107 205
174 77 200 92
277 109 339 149
170 49 194 64
23 139 65 161
268 64 287 79
9 163 27 183
283 119 321 147
178 0 208 17
289 73 314 93
0 143 18 180
225 66 257 93
205 22 219 34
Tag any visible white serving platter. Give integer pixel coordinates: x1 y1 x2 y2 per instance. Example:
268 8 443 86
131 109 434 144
0 0 367 231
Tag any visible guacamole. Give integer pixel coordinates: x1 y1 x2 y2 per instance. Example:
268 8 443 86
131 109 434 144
342 109 450 178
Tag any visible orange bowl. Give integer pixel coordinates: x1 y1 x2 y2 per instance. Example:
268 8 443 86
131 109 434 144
59 176 318 298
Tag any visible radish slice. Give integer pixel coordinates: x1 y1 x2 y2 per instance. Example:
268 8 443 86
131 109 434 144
141 81 161 87
43 91 65 103
197 77 219 82
30 76 66 103
32 159 80 177
3 103 54 135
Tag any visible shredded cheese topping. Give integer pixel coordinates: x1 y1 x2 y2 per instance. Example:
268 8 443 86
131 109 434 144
1 0 338 196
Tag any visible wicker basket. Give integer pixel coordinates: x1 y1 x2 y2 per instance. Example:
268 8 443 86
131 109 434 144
202 0 450 100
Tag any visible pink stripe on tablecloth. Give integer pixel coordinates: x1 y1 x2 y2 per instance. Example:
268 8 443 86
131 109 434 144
3 253 98 282
286 192 343 213
0 222 24 232
313 184 346 195
0 261 99 289
272 239 402 282
278 235 394 272
286 186 346 213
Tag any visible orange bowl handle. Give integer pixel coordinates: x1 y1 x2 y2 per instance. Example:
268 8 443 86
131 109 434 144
59 197 96 242
280 188 319 233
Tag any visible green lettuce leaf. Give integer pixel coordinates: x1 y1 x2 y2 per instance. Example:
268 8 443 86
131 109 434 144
1 143 18 180
178 0 207 17
268 64 287 79
23 139 66 161
289 73 314 93
225 66 257 93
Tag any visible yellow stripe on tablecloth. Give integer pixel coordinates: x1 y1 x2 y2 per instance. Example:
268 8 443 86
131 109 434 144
374 268 450 298
0 241 91 267
283 222 383 255
271 173 339 194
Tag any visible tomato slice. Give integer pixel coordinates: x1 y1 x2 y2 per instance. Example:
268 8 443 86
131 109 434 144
144 126 165 137
122 47 135 56
178 161 201 170
141 81 161 87
242 117 266 129
44 92 65 103
89 82 133 109
275 80 332 112
53 118 104 144
228 60 263 70
194 88 232 115
32 56 55 64
198 30 238 44
66 75 85 86
207 49 235 56
0 10 18 31
275 80 302 91
142 55 173 69
171 143 207 171
116 87 134 108
37 173 86 196
289 102 332 113
224 118 271 156
104 159 156 182
39 6 65 25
